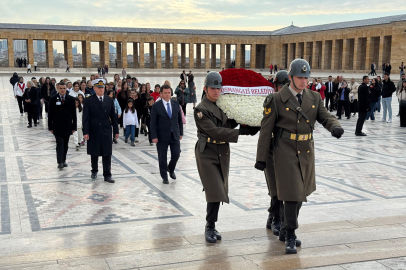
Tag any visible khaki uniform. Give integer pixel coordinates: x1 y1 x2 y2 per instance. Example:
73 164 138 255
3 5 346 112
257 85 340 202
194 97 239 203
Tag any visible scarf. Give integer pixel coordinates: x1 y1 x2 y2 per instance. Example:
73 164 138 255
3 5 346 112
18 83 25 93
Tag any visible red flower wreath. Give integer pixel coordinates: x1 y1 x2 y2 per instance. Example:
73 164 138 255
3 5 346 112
219 68 274 88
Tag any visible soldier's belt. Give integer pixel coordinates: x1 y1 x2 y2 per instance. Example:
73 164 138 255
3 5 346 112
281 131 312 141
207 137 226 144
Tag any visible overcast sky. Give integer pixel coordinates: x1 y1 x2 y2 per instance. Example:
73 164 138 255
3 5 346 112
2 0 406 54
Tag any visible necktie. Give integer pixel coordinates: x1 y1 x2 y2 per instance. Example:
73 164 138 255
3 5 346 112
99 97 103 102
61 96 65 104
297 93 302 105
166 102 172 118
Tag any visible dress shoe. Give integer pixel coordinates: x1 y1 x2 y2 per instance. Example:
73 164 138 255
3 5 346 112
140 129 144 134
27 125 32 128
63 162 68 167
162 178 169 184
355 132 367 136
113 139 118 144
279 228 301 247
167 168 176 180
34 124 37 127
271 220 282 236
58 163 64 169
205 223 218 243
285 231 298 254
144 131 148 136
91 172 97 179
124 138 128 143
337 117 341 120
104 177 115 183
266 213 273 229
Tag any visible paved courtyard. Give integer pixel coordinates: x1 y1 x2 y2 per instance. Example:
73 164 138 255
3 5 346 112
0 73 406 269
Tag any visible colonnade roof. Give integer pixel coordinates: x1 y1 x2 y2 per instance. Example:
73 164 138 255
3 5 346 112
0 14 405 36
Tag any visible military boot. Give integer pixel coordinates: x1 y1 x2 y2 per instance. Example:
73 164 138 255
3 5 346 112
279 228 301 247
271 220 282 236
285 231 297 254
266 212 273 229
205 222 217 243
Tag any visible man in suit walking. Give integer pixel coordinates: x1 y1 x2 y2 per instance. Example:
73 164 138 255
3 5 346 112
83 79 119 183
48 81 77 169
324 75 336 112
150 84 183 184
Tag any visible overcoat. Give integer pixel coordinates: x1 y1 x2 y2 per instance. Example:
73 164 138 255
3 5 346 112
194 97 239 203
83 95 119 156
256 85 340 202
48 94 77 137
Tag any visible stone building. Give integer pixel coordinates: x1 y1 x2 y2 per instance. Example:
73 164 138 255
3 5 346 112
0 14 405 72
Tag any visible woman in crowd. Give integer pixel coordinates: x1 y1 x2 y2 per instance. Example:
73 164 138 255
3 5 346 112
41 77 55 119
79 81 88 97
23 80 38 127
151 84 160 101
376 76 383 113
85 80 94 97
14 76 26 115
139 84 150 135
113 74 120 90
142 97 154 145
175 80 189 115
146 83 152 94
349 78 359 116
130 90 144 141
366 78 381 121
189 84 197 109
116 79 122 95
107 90 122 144
397 80 406 127
36 77 44 122
74 97 83 151
117 81 130 132
164 80 173 96
69 82 84 98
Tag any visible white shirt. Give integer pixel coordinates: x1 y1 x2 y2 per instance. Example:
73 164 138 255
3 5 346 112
67 88 73 93
34 62 37 66
69 90 84 98
96 95 104 102
27 64 31 69
328 81 333 92
13 82 26 96
162 99 172 117
123 110 139 127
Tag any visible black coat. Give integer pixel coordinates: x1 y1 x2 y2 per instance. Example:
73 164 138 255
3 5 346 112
48 94 77 137
22 87 38 108
336 87 351 102
357 83 370 113
142 106 152 125
134 97 144 120
382 79 396 98
150 99 183 142
41 83 56 102
83 95 119 156
324 81 337 95
9 73 19 87
369 84 381 102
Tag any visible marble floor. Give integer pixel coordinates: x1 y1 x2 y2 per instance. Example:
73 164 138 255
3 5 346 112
1 74 406 269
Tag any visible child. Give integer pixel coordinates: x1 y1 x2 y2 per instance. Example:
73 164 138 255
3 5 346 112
77 93 85 107
123 99 139 146
73 97 83 151
142 97 154 145
108 90 122 144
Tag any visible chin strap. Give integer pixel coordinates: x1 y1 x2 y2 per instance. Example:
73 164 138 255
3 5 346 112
291 76 305 92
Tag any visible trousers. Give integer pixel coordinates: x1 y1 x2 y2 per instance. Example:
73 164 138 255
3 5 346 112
91 155 112 177
382 97 392 120
206 202 220 223
337 100 350 117
16 96 24 113
282 201 302 232
156 133 180 179
55 134 70 164
27 106 37 125
73 129 83 145
355 111 367 133
268 196 284 222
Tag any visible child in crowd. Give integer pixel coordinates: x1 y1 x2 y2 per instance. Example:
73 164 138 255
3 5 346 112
74 97 83 151
142 97 154 145
77 93 85 146
123 99 139 147
107 90 122 144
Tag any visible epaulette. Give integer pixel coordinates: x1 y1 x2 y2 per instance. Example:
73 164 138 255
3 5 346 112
263 93 275 107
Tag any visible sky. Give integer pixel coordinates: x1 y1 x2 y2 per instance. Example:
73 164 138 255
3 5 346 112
2 0 406 53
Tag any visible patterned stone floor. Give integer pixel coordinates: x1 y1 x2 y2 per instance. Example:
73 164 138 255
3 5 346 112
0 74 406 269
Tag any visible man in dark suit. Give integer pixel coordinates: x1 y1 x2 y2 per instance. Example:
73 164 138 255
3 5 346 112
150 84 183 184
324 75 336 112
48 81 77 169
355 76 370 136
23 81 38 127
83 79 119 183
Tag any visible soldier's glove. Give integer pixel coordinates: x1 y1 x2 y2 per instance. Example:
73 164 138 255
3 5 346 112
255 161 266 171
239 125 250 135
331 126 344 139
248 126 261 136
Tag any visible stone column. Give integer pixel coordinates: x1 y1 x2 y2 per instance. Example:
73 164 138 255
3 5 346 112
295 43 301 59
173 42 178 69
133 42 139 68
179 43 185 68
64 40 73 68
116 42 122 68
220 43 226 69
331 40 337 70
165 43 170 68
45 39 54 68
225 44 231 68
353 38 360 70
82 41 91 68
149 42 155 68
379 36 385 67
99 42 105 66
342 39 349 70
235 43 241 68
210 44 216 68
287 44 292 65
122 42 128 69
27 39 34 67
312 42 318 69
139 41 144 68
241 44 246 68
205 43 210 69
156 42 161 69
189 42 194 69
195 44 201 68
320 40 327 70
7 38 14 68
250 44 256 69
365 37 372 72
304 42 310 63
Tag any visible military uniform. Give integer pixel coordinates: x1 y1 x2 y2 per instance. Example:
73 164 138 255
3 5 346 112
256 59 343 254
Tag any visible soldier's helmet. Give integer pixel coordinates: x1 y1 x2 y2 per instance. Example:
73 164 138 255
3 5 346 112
288 59 311 78
274 70 290 86
204 71 223 89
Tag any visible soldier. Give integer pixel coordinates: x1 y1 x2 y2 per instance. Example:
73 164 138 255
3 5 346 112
255 59 344 254
194 71 256 244
265 70 290 236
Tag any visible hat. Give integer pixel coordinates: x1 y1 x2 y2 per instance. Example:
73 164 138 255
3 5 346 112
92 79 106 88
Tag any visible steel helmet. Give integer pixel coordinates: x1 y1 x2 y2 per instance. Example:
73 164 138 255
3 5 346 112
274 70 290 86
204 71 222 89
288 59 311 78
